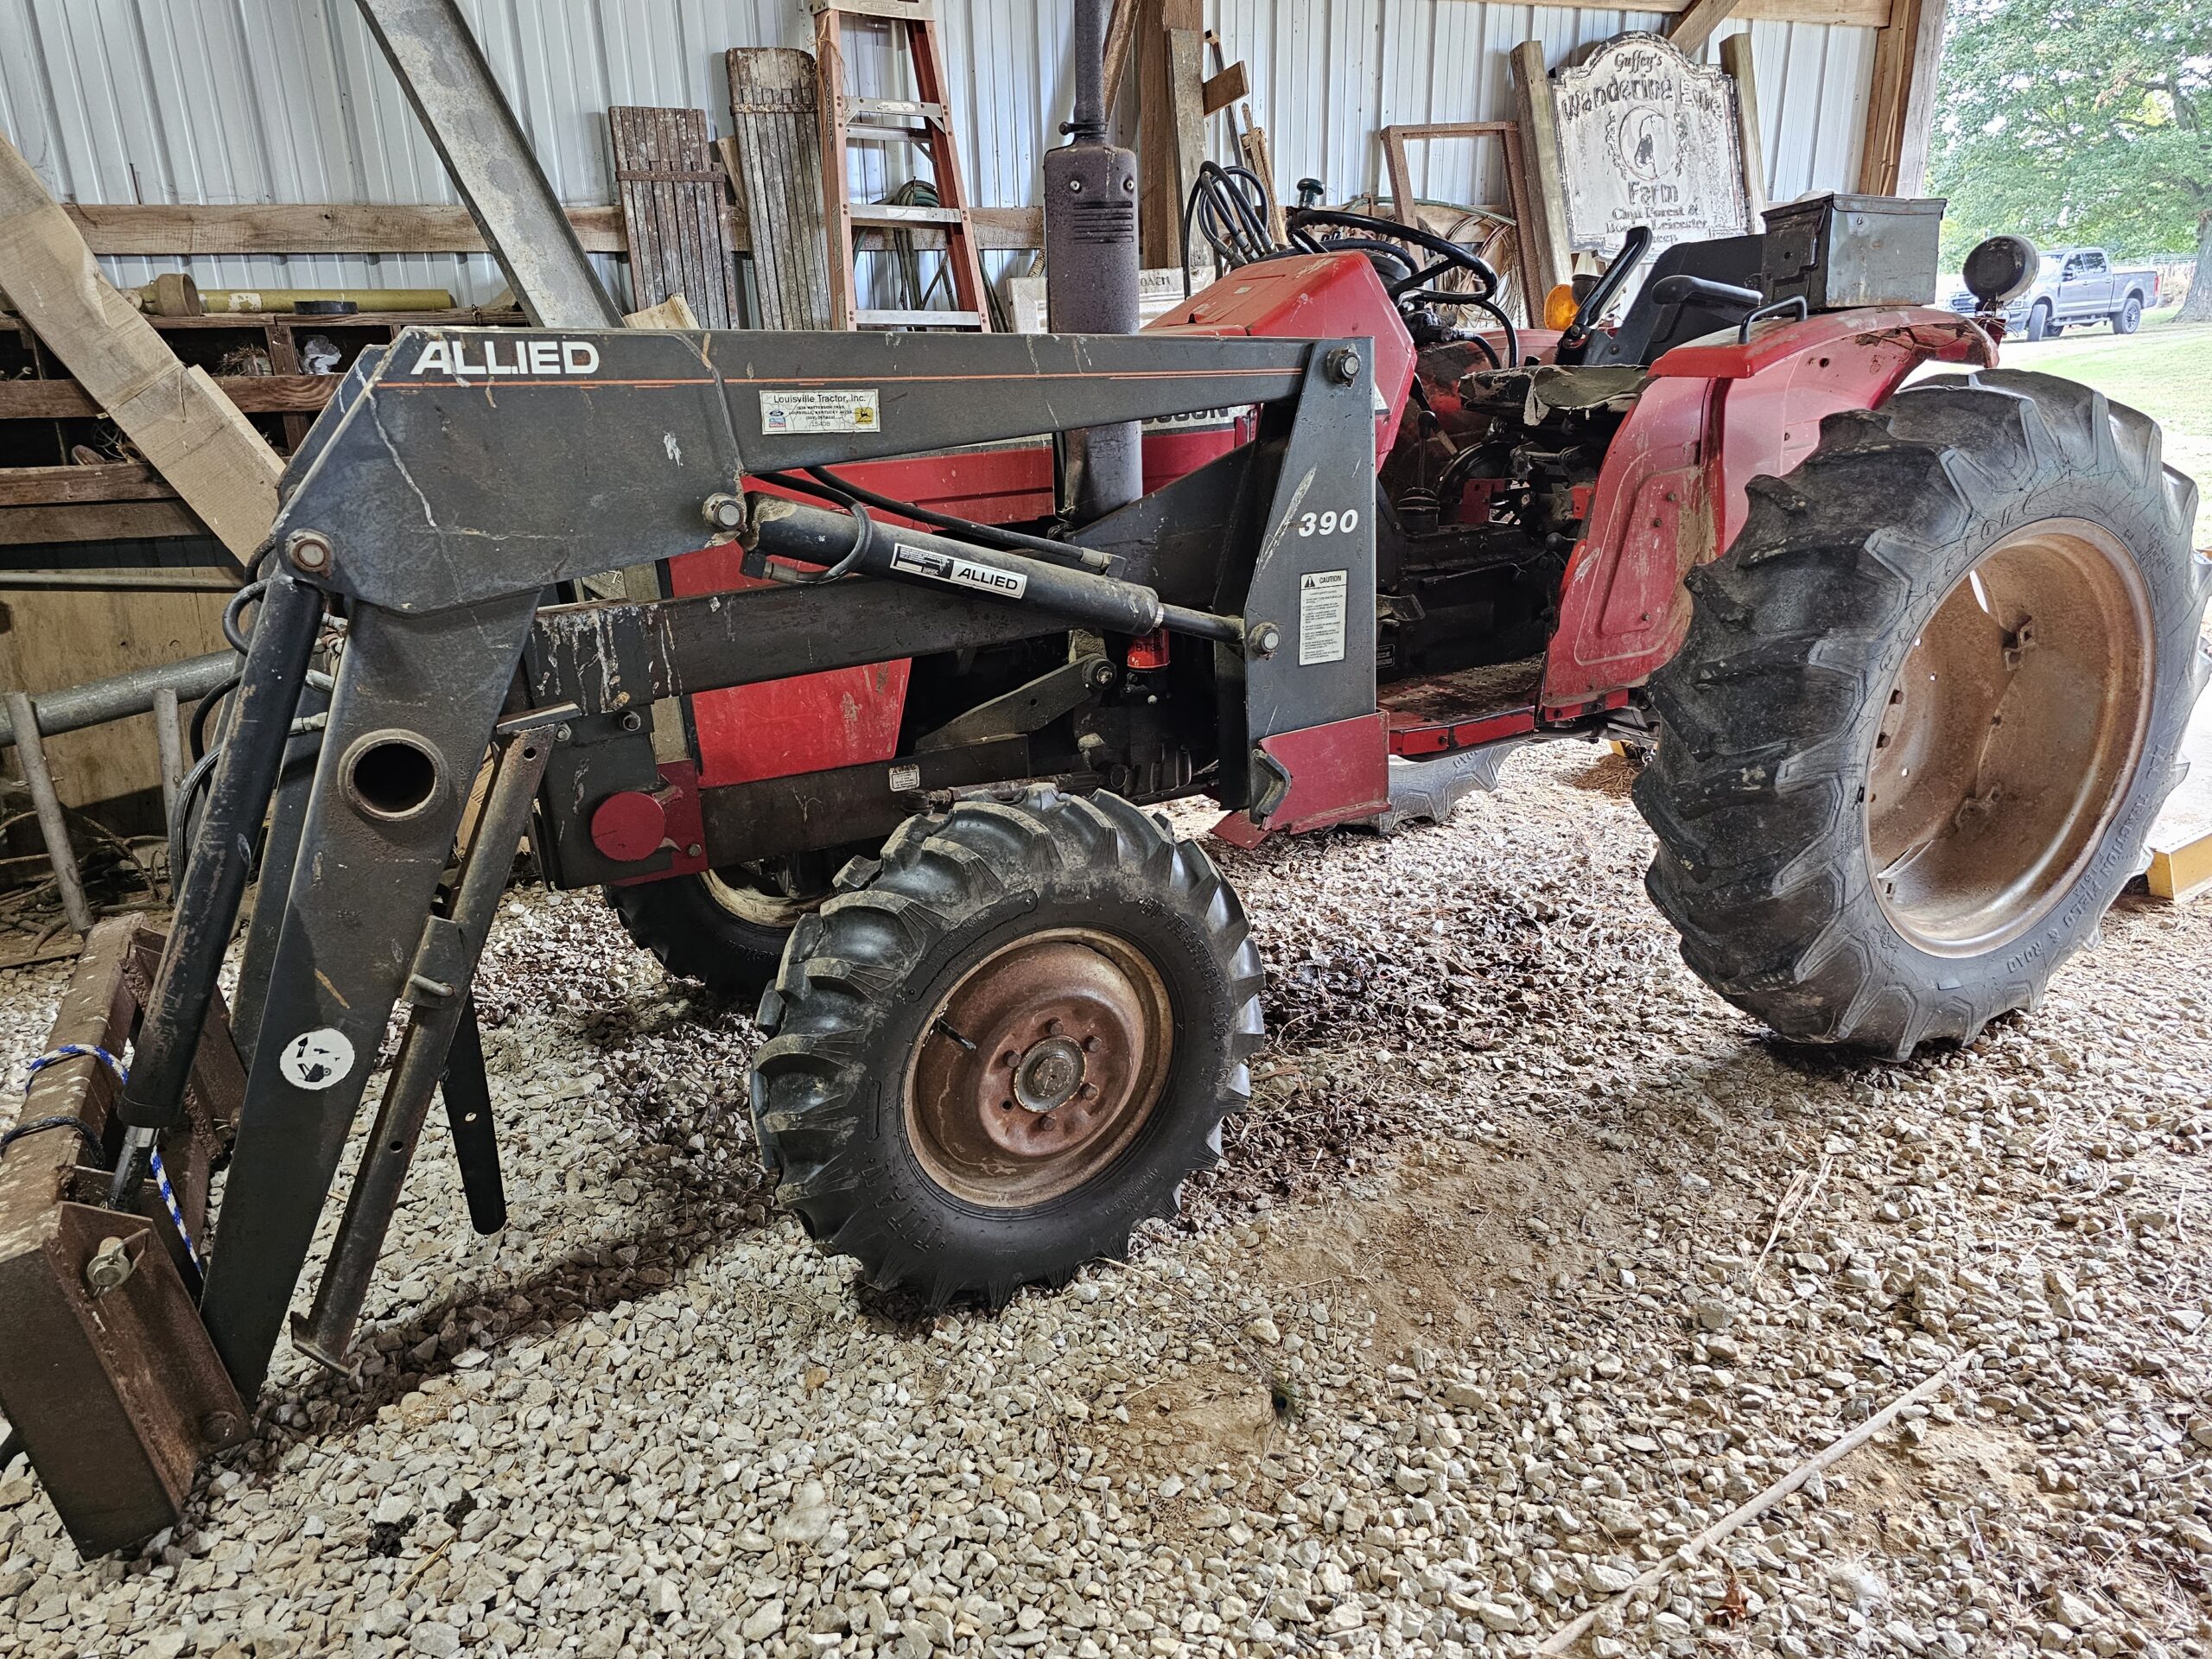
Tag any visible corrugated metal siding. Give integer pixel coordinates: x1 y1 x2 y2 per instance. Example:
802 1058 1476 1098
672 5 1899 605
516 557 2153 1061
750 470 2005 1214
0 0 1871 308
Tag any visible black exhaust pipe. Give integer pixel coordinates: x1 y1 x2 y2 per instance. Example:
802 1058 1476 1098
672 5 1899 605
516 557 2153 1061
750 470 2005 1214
1045 0 1142 523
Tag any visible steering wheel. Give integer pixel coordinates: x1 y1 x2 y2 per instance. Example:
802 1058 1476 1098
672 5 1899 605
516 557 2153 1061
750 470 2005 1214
1287 207 1501 302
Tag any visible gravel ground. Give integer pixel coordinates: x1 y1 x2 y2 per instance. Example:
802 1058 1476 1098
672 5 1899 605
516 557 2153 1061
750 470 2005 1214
3 742 2212 1659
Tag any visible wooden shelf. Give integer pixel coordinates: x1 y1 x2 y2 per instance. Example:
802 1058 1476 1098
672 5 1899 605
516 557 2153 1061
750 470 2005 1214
0 305 525 544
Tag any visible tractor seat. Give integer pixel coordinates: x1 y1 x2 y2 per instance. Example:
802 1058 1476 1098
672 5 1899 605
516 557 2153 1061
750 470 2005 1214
1580 234 1768 369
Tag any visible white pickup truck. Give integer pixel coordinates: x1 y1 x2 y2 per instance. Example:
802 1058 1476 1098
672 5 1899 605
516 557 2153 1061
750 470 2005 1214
1947 246 2160 340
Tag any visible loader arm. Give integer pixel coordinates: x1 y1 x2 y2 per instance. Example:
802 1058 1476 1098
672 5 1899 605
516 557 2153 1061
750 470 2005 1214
0 321 1390 1556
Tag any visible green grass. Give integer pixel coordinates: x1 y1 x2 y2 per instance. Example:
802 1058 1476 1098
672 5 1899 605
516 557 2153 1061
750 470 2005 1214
1998 312 2212 546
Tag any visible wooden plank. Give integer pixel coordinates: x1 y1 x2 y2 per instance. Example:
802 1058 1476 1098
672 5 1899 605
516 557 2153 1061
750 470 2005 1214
65 201 626 256
0 133 280 563
1510 41 1575 296
1856 0 1947 195
0 374 337 420
1103 0 1143 112
623 294 700 329
0 502 206 545
1721 33 1768 221
55 198 1044 257
1202 60 1248 117
1137 6 1208 269
725 46 831 327
611 105 740 330
0 463 175 507
1669 0 1749 57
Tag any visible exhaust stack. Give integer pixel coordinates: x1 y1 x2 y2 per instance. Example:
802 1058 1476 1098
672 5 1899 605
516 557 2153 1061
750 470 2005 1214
1044 0 1142 523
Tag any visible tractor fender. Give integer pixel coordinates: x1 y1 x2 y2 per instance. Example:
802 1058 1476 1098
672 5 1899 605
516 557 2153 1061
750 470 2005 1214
1539 308 1997 715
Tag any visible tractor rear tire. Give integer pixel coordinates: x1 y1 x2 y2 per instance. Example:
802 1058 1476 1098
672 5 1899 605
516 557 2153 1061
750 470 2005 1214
750 787 1263 1307
607 865 822 1004
1634 370 2206 1058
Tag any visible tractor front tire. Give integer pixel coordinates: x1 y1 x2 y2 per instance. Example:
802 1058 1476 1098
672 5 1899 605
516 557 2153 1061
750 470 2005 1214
608 866 820 1004
751 788 1263 1307
1635 370 2205 1058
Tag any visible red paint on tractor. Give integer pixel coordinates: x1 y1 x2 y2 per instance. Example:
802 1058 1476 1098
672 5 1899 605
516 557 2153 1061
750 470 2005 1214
608 762 710 886
666 430 1246 791
1149 253 1416 461
1389 705 1537 758
1540 308 1996 714
589 789 668 863
1211 711 1393 847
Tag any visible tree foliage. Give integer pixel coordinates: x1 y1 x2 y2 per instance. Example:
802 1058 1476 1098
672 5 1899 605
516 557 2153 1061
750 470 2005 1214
1929 0 2212 313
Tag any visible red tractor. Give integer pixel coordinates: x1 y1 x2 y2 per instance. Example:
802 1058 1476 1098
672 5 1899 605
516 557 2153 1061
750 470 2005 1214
571 198 2202 1303
1 118 2197 1554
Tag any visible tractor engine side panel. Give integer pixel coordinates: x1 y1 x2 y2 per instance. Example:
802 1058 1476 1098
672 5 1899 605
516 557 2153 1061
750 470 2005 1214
1149 253 1416 462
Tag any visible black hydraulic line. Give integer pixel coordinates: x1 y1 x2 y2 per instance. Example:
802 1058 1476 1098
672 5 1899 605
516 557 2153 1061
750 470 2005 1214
763 468 1114 574
746 495 1243 645
114 574 324 1141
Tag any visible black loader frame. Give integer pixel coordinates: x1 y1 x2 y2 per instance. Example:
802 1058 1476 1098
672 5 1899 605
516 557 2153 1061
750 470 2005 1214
0 323 1382 1554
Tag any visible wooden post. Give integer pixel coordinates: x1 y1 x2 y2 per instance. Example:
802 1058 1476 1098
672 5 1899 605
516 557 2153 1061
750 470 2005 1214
0 135 281 563
1858 0 1948 196
1510 41 1575 296
1720 33 1767 222
1136 0 1206 270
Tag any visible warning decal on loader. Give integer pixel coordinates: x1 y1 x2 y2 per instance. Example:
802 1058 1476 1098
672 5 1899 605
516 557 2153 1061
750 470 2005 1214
1299 569 1349 665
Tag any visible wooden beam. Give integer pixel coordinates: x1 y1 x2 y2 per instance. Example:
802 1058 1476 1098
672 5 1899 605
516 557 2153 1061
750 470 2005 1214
1202 60 1248 118
1721 33 1768 221
1137 3 1207 269
0 463 176 507
0 501 206 546
0 374 338 421
1669 0 1749 57
59 200 1046 257
64 202 626 256
1510 41 1575 296
0 134 280 562
1103 0 1143 114
1857 0 1947 195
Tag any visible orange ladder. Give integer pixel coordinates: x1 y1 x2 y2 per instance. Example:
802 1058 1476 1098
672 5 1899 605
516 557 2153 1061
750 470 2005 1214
812 0 993 330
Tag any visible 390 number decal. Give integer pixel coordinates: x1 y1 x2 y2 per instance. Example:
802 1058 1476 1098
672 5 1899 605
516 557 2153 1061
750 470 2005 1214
1294 507 1361 537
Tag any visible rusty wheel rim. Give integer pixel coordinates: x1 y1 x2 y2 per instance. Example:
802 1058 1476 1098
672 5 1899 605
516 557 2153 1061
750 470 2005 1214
905 929 1174 1208
1866 517 2152 957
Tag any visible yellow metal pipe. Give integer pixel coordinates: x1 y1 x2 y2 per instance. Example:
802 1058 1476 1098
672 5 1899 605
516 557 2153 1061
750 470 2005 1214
192 286 456 315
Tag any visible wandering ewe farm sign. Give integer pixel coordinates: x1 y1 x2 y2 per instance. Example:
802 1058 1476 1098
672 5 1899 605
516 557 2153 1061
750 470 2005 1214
1551 34 1751 256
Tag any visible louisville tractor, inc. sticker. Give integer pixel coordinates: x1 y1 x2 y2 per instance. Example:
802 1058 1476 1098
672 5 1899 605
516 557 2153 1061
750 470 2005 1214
760 388 880 434
888 543 1027 600
1299 569 1349 665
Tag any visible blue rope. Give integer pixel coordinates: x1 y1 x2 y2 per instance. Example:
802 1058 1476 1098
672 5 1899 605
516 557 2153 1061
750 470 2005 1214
14 1044 203 1272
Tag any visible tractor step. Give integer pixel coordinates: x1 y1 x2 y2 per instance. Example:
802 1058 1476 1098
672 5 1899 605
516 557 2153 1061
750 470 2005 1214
0 915 247 1556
